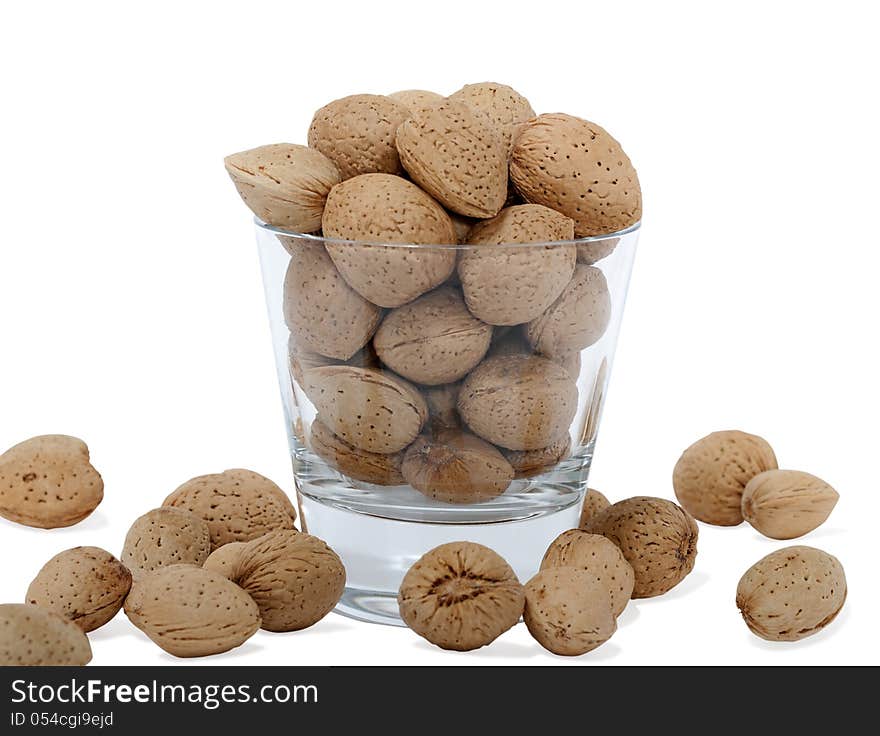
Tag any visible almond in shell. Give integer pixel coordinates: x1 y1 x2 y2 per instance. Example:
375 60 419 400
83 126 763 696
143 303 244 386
121 507 212 578
673 430 778 526
402 429 514 504
163 469 297 549
526 265 611 359
396 99 508 218
373 286 492 385
232 530 345 632
511 113 642 236
124 564 261 657
303 366 428 453
0 434 103 529
460 204 576 326
540 529 634 616
398 541 524 651
458 354 578 451
224 143 341 231
736 546 846 642
322 173 457 307
26 547 132 632
282 238 382 360
308 94 410 179
0 604 92 666
741 469 839 540
523 568 616 656
583 496 698 598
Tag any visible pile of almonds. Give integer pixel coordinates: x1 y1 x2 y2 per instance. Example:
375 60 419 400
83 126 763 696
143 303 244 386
0 436 344 664
397 429 846 655
0 425 847 663
400 495 698 655
225 82 641 502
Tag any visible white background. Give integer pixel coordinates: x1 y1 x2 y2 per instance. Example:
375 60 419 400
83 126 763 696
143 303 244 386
1 1 877 666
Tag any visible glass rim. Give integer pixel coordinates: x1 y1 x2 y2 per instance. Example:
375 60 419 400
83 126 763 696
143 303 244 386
255 217 641 250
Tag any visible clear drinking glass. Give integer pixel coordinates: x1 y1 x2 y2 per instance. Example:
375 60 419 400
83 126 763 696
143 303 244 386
255 221 639 624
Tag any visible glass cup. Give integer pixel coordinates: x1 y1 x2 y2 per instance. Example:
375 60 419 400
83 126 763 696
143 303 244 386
255 221 639 624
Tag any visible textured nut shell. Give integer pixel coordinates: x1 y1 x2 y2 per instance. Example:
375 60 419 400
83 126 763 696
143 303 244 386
125 565 260 657
303 366 428 453
523 568 617 656
458 355 578 451
322 174 457 307
460 205 576 325
526 265 611 358
742 470 839 540
736 546 846 642
510 113 642 236
402 430 514 504
26 547 131 632
163 469 297 549
202 542 247 579
374 287 492 384
579 488 611 527
232 530 345 632
423 382 462 432
282 239 381 360
398 541 524 651
0 604 92 666
578 236 620 265
583 496 698 598
288 334 380 397
224 143 341 231
448 82 535 154
310 417 404 486
396 99 508 218
307 94 410 179
0 434 103 529
503 435 571 478
673 430 778 526
122 507 212 578
389 89 445 113
540 530 634 617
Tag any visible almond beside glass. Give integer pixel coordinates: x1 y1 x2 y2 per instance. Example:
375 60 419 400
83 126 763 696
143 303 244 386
741 469 839 539
673 430 778 526
26 547 131 632
163 468 297 549
0 604 92 666
0 434 103 529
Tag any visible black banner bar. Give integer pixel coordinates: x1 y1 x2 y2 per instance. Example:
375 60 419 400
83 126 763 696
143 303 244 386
0 666 863 731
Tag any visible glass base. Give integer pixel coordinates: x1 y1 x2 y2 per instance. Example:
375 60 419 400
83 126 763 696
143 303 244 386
298 488 584 626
